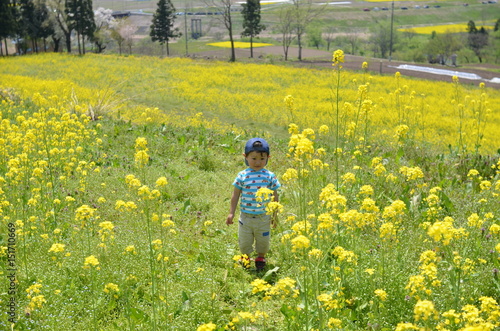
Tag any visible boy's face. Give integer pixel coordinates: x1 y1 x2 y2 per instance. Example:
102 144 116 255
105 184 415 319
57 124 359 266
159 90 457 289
244 151 269 170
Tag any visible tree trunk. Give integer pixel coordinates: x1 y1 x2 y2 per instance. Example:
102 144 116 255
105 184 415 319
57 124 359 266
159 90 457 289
77 31 82 55
166 40 170 56
65 32 72 53
297 33 302 61
250 35 253 58
53 36 60 53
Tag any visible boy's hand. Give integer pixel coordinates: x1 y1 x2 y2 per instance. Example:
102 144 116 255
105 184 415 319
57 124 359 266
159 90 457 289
226 214 234 226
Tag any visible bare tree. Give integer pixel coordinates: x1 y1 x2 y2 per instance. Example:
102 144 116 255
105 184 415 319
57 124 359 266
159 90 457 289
46 0 73 52
346 31 360 55
291 0 324 61
204 0 236 62
323 26 336 51
111 19 136 55
278 5 295 61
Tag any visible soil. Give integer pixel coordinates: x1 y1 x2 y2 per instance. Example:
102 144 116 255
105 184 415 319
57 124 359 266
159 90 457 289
191 45 500 89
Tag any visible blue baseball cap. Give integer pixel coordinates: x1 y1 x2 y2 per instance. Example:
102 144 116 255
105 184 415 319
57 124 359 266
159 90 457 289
245 138 270 155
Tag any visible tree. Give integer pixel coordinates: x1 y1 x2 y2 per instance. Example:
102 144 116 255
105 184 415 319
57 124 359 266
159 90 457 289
277 5 295 61
425 31 462 65
47 0 73 52
205 0 236 62
0 0 17 55
291 0 324 61
66 0 95 54
323 26 336 51
93 7 115 53
18 0 53 53
306 26 322 49
370 20 396 59
150 0 181 56
112 18 136 55
241 0 265 58
19 0 34 51
35 0 55 52
466 21 488 63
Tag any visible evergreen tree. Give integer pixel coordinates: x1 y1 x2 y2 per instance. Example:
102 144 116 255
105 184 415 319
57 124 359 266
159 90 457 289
150 0 181 56
66 0 95 54
35 0 55 52
0 0 16 55
241 0 265 58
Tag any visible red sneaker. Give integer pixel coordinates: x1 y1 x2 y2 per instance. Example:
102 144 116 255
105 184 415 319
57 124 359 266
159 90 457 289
255 257 266 270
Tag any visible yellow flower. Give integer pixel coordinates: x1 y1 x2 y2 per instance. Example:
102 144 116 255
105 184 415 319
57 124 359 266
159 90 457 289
282 168 298 183
332 246 358 264
124 245 137 254
341 172 356 184
319 125 329 135
362 61 368 69
75 204 96 221
365 268 375 275
251 279 271 294
135 137 148 150
414 299 437 321
99 221 114 231
156 176 168 187
284 96 295 112
399 166 424 181
308 248 323 258
103 283 120 293
48 243 65 253
374 289 388 301
152 239 162 250
196 322 217 331
134 150 150 167
238 311 256 322
84 255 99 268
255 187 274 203
395 322 419 331
332 49 344 67
291 235 310 251
327 318 342 328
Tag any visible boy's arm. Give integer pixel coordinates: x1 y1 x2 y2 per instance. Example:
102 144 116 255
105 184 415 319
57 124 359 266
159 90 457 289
226 187 241 225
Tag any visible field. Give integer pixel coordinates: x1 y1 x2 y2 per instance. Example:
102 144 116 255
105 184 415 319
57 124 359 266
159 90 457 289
1 52 500 330
93 0 500 40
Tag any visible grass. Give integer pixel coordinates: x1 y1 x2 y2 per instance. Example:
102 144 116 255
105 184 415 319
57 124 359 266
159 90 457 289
1 53 500 330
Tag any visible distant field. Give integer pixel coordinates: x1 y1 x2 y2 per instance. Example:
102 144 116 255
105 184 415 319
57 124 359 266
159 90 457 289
399 21 496 34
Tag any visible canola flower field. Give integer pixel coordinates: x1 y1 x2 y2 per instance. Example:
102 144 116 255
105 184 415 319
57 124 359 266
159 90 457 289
1 52 500 330
398 22 495 35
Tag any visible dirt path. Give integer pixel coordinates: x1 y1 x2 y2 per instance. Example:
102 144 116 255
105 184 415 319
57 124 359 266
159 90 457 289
193 45 500 89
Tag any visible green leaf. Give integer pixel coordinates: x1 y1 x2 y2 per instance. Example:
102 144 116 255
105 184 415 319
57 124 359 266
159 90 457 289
129 307 149 322
280 303 296 318
262 266 280 282
182 291 190 302
182 198 191 214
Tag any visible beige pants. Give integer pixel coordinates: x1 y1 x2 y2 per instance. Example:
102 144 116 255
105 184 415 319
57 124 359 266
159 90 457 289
238 213 271 256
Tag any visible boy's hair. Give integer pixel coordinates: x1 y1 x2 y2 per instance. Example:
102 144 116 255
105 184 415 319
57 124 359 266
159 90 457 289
245 138 270 155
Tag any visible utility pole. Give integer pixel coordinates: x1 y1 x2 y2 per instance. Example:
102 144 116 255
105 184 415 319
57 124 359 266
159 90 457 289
389 0 394 61
184 12 188 56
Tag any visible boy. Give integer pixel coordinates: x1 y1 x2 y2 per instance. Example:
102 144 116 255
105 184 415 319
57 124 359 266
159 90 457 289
226 138 281 270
